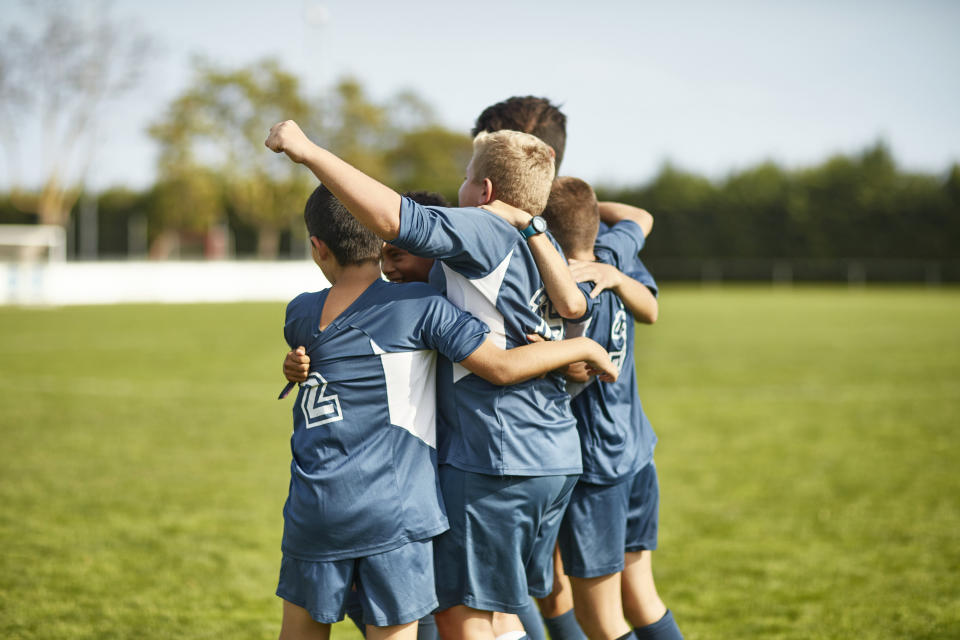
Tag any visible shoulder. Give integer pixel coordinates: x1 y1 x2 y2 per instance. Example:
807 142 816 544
596 221 644 266
286 289 327 318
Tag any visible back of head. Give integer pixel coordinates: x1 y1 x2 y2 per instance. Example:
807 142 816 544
304 185 381 265
402 190 450 207
471 130 555 215
541 176 599 255
472 96 567 171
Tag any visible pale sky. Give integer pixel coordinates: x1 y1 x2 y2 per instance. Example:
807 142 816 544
3 0 959 191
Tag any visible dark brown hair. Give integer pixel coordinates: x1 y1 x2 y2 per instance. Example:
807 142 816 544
304 185 381 265
472 96 567 171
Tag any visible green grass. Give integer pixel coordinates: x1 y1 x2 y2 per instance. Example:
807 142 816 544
1 287 958 639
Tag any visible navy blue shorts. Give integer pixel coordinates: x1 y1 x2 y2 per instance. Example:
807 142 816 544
433 465 579 613
558 462 660 578
276 538 438 626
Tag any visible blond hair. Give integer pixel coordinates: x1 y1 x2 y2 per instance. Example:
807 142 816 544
470 130 556 215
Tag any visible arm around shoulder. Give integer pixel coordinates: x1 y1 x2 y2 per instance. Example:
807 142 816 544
459 336 617 386
598 201 653 238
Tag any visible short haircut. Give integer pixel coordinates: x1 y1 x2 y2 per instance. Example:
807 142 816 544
304 184 381 265
402 190 450 207
541 176 599 255
472 96 567 171
471 130 555 215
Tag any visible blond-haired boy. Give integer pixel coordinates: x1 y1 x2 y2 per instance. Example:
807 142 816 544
267 121 595 640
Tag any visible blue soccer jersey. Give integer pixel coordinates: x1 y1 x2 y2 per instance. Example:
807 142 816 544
281 279 489 561
566 220 659 484
392 197 590 476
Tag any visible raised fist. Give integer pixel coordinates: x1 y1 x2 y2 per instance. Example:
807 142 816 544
265 120 313 164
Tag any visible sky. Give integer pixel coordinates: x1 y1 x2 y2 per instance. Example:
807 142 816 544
2 0 959 192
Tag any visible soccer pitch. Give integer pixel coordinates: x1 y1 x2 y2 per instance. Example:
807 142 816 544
1 286 958 639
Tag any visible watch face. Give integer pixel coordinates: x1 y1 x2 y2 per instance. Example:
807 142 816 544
533 216 547 233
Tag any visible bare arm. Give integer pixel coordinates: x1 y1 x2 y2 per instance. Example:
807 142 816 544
459 336 617 386
568 260 658 324
265 120 402 240
598 202 653 237
482 200 587 320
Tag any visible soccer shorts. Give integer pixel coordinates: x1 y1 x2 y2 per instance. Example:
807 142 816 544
558 462 660 578
276 538 438 626
433 465 579 613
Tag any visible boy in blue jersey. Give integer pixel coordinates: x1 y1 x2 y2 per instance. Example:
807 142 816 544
474 96 661 640
541 178 683 640
276 184 618 640
266 120 596 640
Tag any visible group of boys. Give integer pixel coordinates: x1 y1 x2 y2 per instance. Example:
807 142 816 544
266 97 684 640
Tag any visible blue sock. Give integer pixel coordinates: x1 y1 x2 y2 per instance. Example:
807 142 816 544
542 608 587 640
516 598 546 640
632 609 683 640
417 614 438 640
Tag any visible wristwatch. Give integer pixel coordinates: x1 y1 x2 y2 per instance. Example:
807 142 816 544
520 216 548 239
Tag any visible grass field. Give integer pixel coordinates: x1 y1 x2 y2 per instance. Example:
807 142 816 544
1 286 958 639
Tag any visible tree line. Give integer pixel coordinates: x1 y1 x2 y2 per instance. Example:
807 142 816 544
1 3 957 274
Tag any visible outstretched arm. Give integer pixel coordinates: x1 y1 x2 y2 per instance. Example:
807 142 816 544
569 260 658 324
598 201 653 237
459 336 617 386
265 120 403 240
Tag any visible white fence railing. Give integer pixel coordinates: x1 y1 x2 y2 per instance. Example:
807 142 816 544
1 260 329 306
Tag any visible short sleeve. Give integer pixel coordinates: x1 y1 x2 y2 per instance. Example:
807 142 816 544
597 220 645 268
420 296 491 362
568 280 598 324
392 197 517 278
284 291 323 349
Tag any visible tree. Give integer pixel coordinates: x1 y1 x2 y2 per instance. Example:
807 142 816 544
149 58 316 258
0 0 153 226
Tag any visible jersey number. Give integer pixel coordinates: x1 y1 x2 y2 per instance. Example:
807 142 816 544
300 372 344 428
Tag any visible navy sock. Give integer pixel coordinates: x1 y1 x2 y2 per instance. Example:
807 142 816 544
516 598 546 640
632 610 683 640
542 608 587 640
417 614 438 640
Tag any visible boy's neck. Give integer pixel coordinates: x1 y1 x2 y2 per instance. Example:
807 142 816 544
328 261 382 290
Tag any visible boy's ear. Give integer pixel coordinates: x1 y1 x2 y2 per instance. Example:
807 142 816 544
480 178 495 205
309 236 330 260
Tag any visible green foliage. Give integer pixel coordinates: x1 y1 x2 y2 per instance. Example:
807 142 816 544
599 142 960 262
148 58 315 257
1 289 958 638
145 68 470 257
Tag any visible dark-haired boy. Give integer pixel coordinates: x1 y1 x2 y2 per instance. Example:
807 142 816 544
268 122 603 640
541 177 683 640
276 184 618 640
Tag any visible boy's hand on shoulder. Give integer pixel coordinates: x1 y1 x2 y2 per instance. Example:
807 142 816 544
283 346 310 383
481 200 532 229
568 259 624 298
265 120 315 164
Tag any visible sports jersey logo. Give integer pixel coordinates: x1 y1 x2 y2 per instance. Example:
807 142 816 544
527 287 564 341
300 372 343 428
609 307 628 373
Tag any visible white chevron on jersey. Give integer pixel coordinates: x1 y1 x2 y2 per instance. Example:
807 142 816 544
442 251 511 383
371 339 439 448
